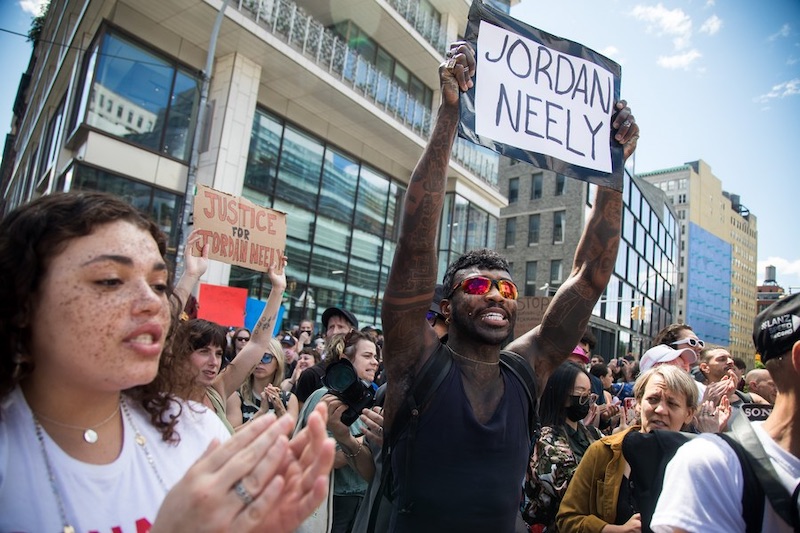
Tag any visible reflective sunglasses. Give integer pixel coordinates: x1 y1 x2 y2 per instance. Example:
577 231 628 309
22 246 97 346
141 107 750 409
260 353 275 364
671 338 705 349
447 276 519 300
236 336 250 342
426 310 444 325
570 393 598 406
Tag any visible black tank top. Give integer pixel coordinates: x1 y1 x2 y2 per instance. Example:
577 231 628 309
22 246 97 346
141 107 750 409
390 355 530 532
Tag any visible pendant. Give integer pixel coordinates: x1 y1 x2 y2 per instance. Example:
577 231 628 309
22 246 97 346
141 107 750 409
83 429 98 444
64 526 76 533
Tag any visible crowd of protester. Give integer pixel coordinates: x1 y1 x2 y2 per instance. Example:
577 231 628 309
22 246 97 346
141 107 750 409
1 39 797 533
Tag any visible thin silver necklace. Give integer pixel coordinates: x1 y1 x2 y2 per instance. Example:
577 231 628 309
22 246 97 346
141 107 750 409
32 397 168 532
34 403 120 444
448 346 500 366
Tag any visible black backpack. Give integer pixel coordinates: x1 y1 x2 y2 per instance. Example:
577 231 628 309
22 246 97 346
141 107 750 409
365 343 539 532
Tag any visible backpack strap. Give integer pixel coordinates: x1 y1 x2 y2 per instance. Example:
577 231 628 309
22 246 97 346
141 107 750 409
717 433 764 533
499 350 539 442
367 343 452 532
723 414 796 528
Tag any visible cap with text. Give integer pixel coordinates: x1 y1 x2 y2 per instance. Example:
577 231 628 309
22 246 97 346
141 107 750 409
753 292 800 363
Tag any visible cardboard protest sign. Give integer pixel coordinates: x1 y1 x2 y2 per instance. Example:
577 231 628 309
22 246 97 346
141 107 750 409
513 296 552 339
459 0 624 190
192 185 286 272
198 283 248 327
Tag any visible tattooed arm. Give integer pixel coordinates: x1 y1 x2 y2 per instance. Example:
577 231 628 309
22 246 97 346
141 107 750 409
381 42 476 430
506 102 639 397
215 257 288 400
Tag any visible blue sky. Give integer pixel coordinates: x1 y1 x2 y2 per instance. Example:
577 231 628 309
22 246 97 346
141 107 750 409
1 0 799 290
510 0 800 291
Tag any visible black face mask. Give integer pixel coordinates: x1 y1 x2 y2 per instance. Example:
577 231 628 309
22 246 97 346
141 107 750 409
565 398 591 422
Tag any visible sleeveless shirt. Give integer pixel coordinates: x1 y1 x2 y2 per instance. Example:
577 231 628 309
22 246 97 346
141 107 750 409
390 353 531 532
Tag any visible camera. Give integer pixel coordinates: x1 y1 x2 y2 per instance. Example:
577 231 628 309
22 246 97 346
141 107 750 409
323 358 375 426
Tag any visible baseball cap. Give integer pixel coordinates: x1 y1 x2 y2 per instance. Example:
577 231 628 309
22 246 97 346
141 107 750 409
280 334 295 346
571 345 589 364
753 292 800 363
639 344 697 373
429 284 446 315
321 307 358 331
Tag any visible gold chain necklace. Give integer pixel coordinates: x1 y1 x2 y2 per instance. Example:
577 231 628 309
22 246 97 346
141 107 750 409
34 403 120 444
447 346 500 366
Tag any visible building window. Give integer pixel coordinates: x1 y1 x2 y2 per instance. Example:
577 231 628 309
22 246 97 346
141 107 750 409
508 177 519 203
531 173 543 199
555 174 566 196
70 164 182 251
525 261 538 296
505 217 517 248
553 210 565 243
76 30 200 161
550 259 563 283
528 214 540 245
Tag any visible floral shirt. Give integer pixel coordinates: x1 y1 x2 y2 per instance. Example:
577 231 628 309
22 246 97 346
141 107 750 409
523 424 603 531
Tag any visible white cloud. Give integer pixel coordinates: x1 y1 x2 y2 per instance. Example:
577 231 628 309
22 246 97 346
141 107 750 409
768 24 791 41
631 4 693 50
754 78 800 104
788 57 798 66
705 0 715 7
19 0 48 15
699 15 722 36
657 49 702 69
757 258 800 284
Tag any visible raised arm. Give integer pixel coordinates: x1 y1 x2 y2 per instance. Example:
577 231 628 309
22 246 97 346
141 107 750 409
506 102 639 396
172 229 208 312
215 257 288 400
381 42 475 429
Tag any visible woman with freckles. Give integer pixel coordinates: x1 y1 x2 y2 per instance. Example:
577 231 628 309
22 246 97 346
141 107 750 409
0 191 335 532
557 365 698 533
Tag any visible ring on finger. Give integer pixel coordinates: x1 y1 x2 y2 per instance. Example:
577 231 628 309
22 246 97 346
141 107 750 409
622 120 632 127
446 57 457 69
234 480 255 506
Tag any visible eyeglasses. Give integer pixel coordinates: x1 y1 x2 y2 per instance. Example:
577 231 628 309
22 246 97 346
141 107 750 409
671 338 705 349
570 393 598 406
447 276 519 300
426 310 444 325
260 353 274 364
236 337 250 342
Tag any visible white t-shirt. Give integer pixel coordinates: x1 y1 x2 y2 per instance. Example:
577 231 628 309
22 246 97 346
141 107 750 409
0 387 230 532
651 422 800 533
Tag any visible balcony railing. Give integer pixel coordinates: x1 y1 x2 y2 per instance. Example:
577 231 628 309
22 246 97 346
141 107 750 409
384 0 449 55
235 0 498 189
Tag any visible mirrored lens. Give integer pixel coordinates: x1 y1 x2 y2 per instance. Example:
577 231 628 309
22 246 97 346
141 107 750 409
260 353 274 364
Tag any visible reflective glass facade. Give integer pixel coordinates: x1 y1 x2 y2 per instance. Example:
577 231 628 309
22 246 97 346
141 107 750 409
237 108 496 329
71 29 200 161
685 223 732 345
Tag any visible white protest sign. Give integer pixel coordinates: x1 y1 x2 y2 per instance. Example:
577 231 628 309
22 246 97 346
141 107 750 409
475 21 615 173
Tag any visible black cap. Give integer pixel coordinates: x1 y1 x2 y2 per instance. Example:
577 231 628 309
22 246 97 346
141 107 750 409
280 334 295 346
753 292 800 363
321 307 358 331
429 284 446 315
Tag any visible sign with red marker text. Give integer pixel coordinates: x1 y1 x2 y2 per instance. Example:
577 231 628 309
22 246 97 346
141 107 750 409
458 0 624 190
192 185 286 272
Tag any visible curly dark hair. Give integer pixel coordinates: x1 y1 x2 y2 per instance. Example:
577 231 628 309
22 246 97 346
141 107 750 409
0 191 187 442
442 249 512 298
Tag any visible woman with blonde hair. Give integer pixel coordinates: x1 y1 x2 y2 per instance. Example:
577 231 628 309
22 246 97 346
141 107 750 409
228 337 299 427
557 365 700 532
